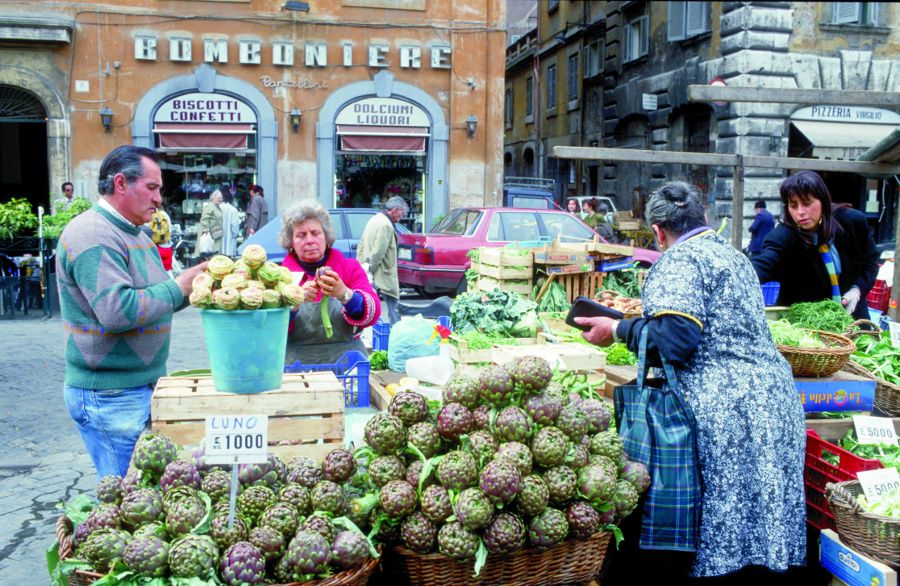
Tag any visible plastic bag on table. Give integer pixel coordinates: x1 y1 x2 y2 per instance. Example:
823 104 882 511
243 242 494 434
387 314 440 373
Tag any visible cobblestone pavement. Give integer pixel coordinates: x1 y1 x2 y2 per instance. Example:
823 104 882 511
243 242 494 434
0 306 209 584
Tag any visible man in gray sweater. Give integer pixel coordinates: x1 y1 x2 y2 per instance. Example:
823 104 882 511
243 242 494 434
244 184 269 237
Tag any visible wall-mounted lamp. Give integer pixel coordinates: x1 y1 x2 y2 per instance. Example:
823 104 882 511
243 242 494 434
465 115 477 138
282 1 310 11
99 106 113 133
290 108 302 133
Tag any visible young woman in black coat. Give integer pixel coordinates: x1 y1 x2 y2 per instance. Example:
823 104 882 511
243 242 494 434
751 171 879 319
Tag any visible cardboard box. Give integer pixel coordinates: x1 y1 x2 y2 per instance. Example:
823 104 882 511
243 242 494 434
599 257 635 272
545 263 595 275
795 370 876 413
820 529 897 586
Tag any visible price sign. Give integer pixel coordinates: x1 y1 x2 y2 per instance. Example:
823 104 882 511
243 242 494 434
858 467 900 502
204 415 269 464
889 321 900 348
853 415 899 446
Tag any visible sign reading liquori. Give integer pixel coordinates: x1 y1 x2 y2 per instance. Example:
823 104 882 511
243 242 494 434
335 97 430 127
154 92 258 124
204 414 269 465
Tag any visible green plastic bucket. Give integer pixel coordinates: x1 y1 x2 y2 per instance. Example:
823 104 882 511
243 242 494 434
200 307 289 393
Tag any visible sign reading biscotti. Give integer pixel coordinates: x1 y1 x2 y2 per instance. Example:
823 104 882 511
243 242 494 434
154 92 258 124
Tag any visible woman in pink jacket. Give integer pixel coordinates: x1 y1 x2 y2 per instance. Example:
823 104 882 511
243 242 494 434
279 200 381 364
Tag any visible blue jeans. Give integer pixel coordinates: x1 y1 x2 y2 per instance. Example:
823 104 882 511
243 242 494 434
64 384 154 479
381 294 400 325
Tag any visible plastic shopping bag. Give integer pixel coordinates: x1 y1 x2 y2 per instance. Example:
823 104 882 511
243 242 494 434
198 231 216 254
387 314 441 373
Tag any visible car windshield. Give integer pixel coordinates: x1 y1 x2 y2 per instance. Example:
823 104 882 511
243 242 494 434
432 209 483 235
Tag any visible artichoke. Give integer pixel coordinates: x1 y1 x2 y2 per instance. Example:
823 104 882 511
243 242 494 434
261 289 282 309
436 450 478 491
241 245 267 270
159 460 201 494
467 429 499 465
454 487 494 531
406 421 443 459
389 390 429 426
240 287 264 309
364 412 406 455
220 541 266 586
168 533 219 578
133 522 168 541
556 403 590 441
322 448 356 484
331 530 370 570
210 513 249 551
472 405 492 431
213 287 241 310
208 255 235 280
96 475 124 505
479 458 522 504
589 430 625 463
258 502 300 538
566 500 601 539
400 511 437 553
496 441 533 476
576 463 617 509
438 521 479 561
237 485 276 523
514 474 550 517
283 530 332 575
484 511 526 555
621 460 651 493
477 364 515 406
297 513 336 545
165 496 208 539
257 261 283 287
79 527 130 572
221 272 248 290
123 535 169 577
578 398 612 434
120 488 163 529
543 465 577 506
369 454 407 487
528 507 569 549
420 484 453 525
201 469 232 503
280 284 305 307
614 479 641 519
192 272 216 290
531 426 569 468
379 480 417 519
84 503 122 534
509 355 553 393
310 479 346 515
493 406 534 443
436 402 474 442
287 456 323 489
132 433 178 479
525 391 562 426
249 526 285 561
279 483 312 515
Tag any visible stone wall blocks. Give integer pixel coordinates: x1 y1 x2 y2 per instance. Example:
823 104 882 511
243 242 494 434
868 60 891 92
720 6 793 36
790 54 822 89
887 62 900 94
646 71 675 93
649 163 668 179
721 31 790 54
840 50 872 90
819 56 842 89
650 128 668 144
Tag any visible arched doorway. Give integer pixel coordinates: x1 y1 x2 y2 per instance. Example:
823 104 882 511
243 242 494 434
0 85 49 211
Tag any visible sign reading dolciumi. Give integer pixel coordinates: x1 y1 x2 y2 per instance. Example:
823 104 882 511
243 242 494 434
335 97 429 127
154 92 258 124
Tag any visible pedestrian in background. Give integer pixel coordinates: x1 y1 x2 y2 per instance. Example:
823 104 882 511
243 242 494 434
220 187 242 257
194 189 224 258
148 196 174 272
57 145 206 479
358 196 407 324
244 184 269 237
566 198 581 217
747 200 775 258
61 182 75 207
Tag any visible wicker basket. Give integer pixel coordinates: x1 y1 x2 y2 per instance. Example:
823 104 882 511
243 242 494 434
55 515 379 586
776 329 855 377
386 530 612 586
826 480 900 568
841 323 900 415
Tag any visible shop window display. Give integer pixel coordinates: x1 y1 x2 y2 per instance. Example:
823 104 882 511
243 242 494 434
335 153 425 231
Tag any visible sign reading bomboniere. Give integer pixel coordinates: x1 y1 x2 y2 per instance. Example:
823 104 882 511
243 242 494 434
335 97 430 127
154 92 258 124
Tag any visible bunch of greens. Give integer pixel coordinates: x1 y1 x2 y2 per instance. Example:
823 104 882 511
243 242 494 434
602 266 642 299
838 428 900 469
454 330 523 349
858 489 900 519
769 319 825 348
369 350 388 370
450 289 539 338
784 300 853 333
852 333 900 385
533 278 570 313
605 343 637 366
0 197 38 239
42 198 92 239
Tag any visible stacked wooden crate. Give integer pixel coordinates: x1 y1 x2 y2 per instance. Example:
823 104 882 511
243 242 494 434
474 247 534 295
151 371 345 462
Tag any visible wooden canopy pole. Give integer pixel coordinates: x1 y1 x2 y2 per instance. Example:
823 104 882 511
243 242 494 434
688 85 898 107
730 154 744 249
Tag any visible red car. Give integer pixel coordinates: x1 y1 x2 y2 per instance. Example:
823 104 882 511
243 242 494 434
397 207 660 296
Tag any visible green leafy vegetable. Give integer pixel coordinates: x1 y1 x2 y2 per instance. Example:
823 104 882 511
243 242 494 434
784 300 852 333
533 278 570 313
450 289 539 338
768 320 824 348
369 350 388 370
605 343 637 366
852 332 900 386
602 266 642 298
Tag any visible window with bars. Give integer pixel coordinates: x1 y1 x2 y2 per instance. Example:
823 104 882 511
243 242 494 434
547 65 557 110
585 40 603 78
567 54 579 103
832 2 879 25
504 87 514 128
525 77 533 118
623 15 649 63
667 2 710 41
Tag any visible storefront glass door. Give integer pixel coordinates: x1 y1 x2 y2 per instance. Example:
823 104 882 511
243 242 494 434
335 153 426 231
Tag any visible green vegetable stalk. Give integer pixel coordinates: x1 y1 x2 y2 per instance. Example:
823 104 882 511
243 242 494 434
784 300 853 333
316 266 334 339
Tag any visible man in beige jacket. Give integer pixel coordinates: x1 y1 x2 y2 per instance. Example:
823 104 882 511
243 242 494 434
358 196 407 324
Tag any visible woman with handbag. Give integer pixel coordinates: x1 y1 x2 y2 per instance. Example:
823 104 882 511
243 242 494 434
576 182 806 582
193 190 224 258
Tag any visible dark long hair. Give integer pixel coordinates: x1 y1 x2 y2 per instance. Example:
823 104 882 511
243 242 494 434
566 198 581 213
779 171 845 241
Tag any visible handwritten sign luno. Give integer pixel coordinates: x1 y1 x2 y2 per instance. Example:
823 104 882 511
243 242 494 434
204 414 268 464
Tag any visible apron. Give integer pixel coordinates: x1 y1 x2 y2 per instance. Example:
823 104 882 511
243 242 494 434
286 295 366 365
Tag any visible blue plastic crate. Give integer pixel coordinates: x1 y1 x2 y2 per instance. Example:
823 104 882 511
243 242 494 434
761 282 780 306
373 320 391 352
284 350 371 407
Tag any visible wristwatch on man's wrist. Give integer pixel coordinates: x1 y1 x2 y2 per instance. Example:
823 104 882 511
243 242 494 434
340 288 354 304
610 319 621 343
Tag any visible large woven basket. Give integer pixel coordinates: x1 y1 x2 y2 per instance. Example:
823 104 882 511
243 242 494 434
56 516 379 586
826 480 900 568
386 530 612 586
842 322 900 415
776 329 855 377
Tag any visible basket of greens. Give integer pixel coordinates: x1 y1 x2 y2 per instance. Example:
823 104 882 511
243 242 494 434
769 319 855 377
826 480 900 568
845 331 900 415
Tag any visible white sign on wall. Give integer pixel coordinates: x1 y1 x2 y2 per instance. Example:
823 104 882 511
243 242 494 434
154 92 258 124
335 97 430 127
792 106 900 125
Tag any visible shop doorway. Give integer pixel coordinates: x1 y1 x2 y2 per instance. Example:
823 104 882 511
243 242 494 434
0 85 49 211
335 153 425 231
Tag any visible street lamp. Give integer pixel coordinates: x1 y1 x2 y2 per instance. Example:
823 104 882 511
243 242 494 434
290 108 302 133
99 107 113 132
465 115 477 138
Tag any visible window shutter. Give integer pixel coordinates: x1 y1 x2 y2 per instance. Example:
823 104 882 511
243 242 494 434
833 2 860 24
863 3 879 25
668 1 686 41
685 2 708 36
623 22 634 61
639 16 650 56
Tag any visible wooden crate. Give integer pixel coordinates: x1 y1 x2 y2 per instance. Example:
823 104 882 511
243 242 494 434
152 372 345 462
448 334 495 365
491 342 607 371
474 247 534 294
616 220 642 231
556 271 604 303
476 276 533 295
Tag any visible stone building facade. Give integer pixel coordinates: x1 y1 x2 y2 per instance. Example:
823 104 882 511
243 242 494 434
0 0 505 234
600 1 899 241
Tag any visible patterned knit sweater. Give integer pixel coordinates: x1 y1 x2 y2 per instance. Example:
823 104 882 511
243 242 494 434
56 204 185 389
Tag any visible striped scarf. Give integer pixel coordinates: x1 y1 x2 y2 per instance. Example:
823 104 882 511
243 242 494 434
817 243 842 303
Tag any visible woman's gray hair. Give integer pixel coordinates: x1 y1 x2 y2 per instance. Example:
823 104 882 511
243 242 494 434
644 181 707 236
278 200 336 250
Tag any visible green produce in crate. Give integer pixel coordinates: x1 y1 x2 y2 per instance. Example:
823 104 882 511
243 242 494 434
605 342 638 366
857 487 900 518
853 333 900 386
602 266 642 298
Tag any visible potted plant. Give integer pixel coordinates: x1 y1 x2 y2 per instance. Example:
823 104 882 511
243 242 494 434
42 198 92 240
0 198 38 240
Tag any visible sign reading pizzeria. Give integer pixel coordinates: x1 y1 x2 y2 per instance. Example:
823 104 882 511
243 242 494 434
335 97 429 127
154 92 258 124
